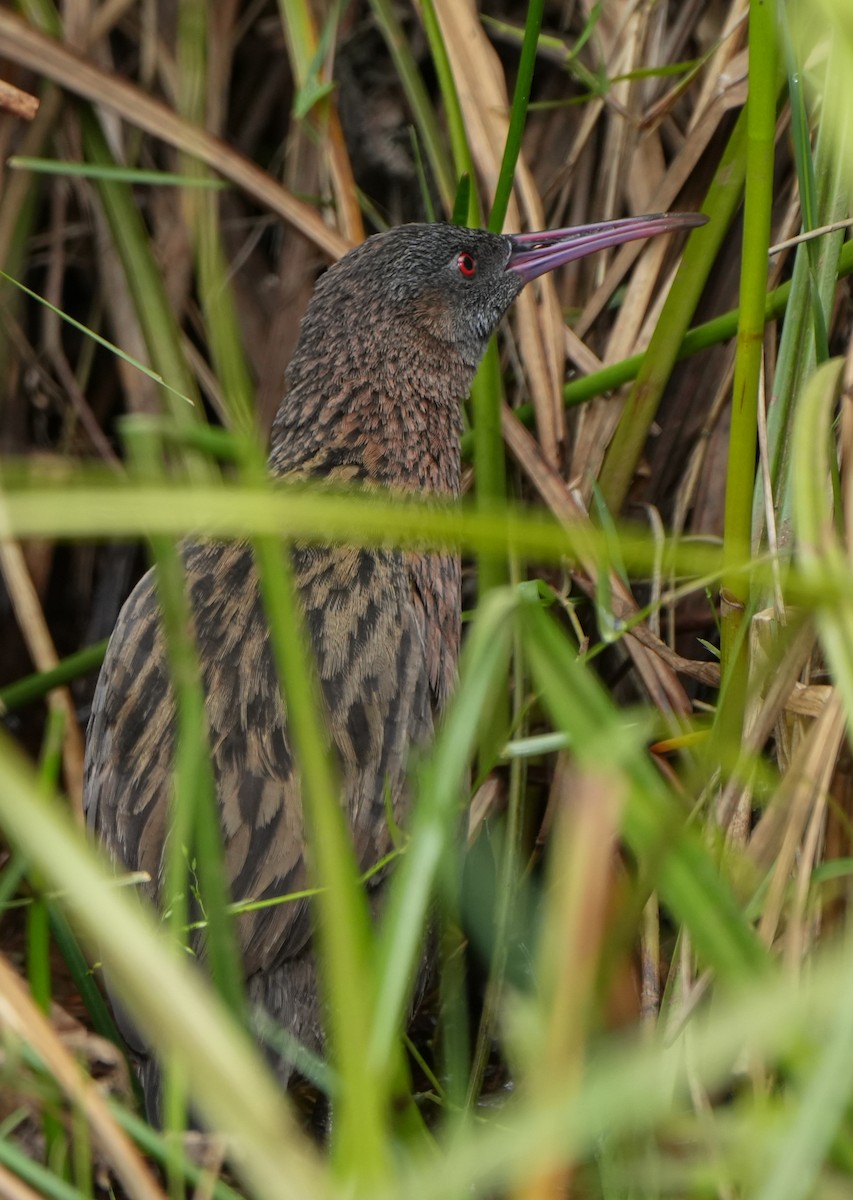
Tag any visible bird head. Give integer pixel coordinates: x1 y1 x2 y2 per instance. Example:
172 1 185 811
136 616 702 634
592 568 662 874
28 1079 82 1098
274 211 707 485
309 213 706 370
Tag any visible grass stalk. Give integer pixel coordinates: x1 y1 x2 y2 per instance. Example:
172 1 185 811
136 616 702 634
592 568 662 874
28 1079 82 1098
0 640 109 714
249 531 392 1185
487 0 544 231
122 421 246 1027
717 0 779 748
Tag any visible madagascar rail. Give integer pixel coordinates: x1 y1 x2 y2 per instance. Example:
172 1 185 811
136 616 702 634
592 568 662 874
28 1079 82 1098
85 213 702 1119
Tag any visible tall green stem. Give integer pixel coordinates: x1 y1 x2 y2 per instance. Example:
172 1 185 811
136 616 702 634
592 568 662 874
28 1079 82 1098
718 0 779 745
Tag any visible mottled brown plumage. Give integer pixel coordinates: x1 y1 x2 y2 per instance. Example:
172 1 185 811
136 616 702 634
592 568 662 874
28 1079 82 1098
84 215 702 1119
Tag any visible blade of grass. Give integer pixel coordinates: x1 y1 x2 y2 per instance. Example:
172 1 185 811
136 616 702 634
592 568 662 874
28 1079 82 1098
755 42 849 554
477 0 544 786
463 594 529 1109
754 928 853 1200
0 99 53 421
48 905 124 1046
487 0 545 232
0 269 194 407
7 157 228 186
0 639 108 715
28 709 67 1175
782 6 830 364
415 0 478 226
717 1 779 751
0 7 352 259
378 933 853 1200
368 587 517 1080
27 708 65 1017
420 0 512 772
277 0 364 242
249 530 392 1184
109 1100 246 1200
0 472 760 589
0 952 163 1200
122 419 246 1034
0 1136 93 1200
791 360 851 721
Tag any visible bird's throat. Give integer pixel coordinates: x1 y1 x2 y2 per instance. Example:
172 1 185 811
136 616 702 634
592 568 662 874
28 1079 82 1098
270 353 465 497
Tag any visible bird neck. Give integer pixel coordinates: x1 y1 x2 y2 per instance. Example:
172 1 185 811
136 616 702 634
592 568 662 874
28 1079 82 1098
268 327 468 496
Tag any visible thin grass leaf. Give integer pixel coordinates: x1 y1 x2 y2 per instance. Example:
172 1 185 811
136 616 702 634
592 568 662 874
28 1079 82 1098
0 270 193 406
177 4 256 437
450 175 471 227
122 421 246 1028
756 40 849 556
487 0 544 231
368 587 517 1078
754 971 853 1200
0 640 108 715
0 471 759 588
378 936 853 1200
791 359 853 718
7 157 228 186
249 530 393 1182
715 0 779 762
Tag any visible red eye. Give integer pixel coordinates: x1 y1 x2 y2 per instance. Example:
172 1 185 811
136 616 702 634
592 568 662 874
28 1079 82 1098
457 251 477 277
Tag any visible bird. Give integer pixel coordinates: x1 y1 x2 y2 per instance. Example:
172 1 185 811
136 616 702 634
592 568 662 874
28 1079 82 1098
84 212 703 1121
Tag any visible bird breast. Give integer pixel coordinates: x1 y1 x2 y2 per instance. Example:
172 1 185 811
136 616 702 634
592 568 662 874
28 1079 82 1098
84 536 460 976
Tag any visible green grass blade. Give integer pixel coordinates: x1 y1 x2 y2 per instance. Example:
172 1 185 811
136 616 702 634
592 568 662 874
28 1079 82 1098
488 0 545 231
249 531 392 1184
757 41 849 554
755 969 853 1200
368 588 517 1078
0 640 108 714
8 156 227 186
717 0 779 750
419 0 479 226
123 421 247 1030
177 0 256 438
791 360 853 713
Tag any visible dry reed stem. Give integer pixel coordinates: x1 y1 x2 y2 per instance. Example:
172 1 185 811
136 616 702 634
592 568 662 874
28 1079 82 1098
0 77 39 120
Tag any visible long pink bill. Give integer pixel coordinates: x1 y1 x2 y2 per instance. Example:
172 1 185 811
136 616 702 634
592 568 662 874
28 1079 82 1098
506 211 707 283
